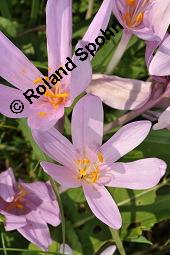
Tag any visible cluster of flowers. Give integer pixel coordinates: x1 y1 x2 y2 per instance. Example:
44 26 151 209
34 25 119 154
0 0 170 252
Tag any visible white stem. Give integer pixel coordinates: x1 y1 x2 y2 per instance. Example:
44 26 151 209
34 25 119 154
106 29 132 74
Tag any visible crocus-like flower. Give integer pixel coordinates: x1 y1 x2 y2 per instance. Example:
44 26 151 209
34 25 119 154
106 0 170 73
33 95 166 230
147 34 170 130
113 0 170 41
0 0 113 130
86 74 152 110
0 168 60 251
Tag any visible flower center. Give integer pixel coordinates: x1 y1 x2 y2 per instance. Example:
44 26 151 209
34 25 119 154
76 152 104 184
43 83 69 109
4 185 27 211
33 77 70 117
122 0 149 28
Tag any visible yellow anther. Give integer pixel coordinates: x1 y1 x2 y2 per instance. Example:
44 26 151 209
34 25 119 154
33 77 42 84
15 203 24 209
79 169 87 176
134 12 144 26
126 0 136 5
33 76 50 85
97 152 104 163
38 112 47 118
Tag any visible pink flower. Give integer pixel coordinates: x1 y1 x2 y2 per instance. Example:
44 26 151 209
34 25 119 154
113 0 170 41
33 95 166 229
0 0 113 130
146 34 170 130
0 168 60 251
86 74 152 110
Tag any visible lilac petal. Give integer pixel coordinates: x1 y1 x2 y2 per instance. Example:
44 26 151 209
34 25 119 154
153 106 170 130
0 84 30 118
27 108 63 131
149 35 170 76
83 184 122 229
18 211 52 251
0 168 16 202
70 40 92 101
46 0 72 74
21 181 55 201
143 0 170 41
38 200 61 227
100 245 116 255
41 162 81 188
32 127 78 168
5 214 27 231
87 74 152 110
100 121 151 163
0 31 42 91
71 95 103 152
83 0 113 47
145 40 160 68
106 158 166 189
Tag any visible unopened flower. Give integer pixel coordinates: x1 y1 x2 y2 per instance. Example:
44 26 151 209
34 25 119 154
0 0 112 130
86 74 152 110
0 168 60 251
33 95 166 229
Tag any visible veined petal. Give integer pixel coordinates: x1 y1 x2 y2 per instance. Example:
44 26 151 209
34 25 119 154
0 32 42 91
145 40 160 68
83 184 122 229
38 200 61 227
83 0 113 46
18 211 52 251
149 35 170 76
32 127 78 168
46 0 72 74
41 162 81 188
5 214 27 231
70 40 92 101
153 106 170 130
86 74 152 110
0 84 30 118
100 121 151 163
106 158 166 189
27 105 64 131
143 0 170 41
0 168 16 202
71 95 103 152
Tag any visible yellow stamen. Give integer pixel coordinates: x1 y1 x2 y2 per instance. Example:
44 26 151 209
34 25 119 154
33 76 50 85
33 77 42 84
97 151 104 163
126 0 136 6
38 111 47 118
44 92 69 99
134 12 144 26
76 158 100 184
5 185 27 211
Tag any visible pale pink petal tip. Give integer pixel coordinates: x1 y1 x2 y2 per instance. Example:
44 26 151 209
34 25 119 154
159 160 167 177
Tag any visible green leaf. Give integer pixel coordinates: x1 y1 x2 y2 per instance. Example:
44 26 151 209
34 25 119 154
18 119 47 161
0 0 11 19
0 17 17 37
30 0 40 26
